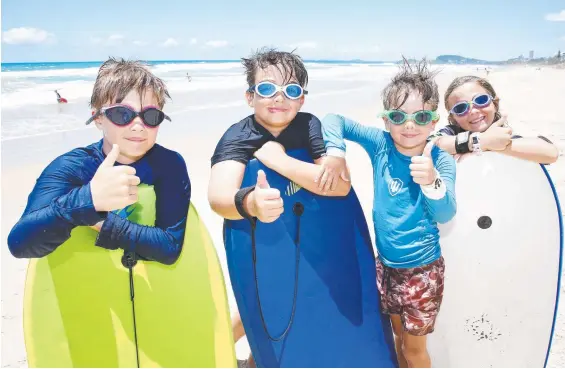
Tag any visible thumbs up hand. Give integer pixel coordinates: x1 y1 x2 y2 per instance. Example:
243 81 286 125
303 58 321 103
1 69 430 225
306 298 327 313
90 144 141 212
481 114 512 151
409 140 437 186
251 170 284 223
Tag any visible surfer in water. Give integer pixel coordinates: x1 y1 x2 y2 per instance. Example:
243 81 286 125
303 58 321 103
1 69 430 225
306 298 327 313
318 57 457 368
430 75 558 165
8 58 190 267
54 89 67 103
208 47 352 367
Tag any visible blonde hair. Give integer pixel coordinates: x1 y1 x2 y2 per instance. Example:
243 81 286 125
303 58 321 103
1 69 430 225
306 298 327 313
89 57 170 110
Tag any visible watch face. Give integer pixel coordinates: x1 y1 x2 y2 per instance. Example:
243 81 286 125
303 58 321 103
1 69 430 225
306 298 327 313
458 132 469 143
472 136 479 144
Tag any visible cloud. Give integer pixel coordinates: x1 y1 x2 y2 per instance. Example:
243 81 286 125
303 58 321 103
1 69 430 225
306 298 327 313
546 10 565 21
205 40 229 48
133 40 148 46
190 38 198 45
288 41 318 49
162 38 179 47
2 27 55 45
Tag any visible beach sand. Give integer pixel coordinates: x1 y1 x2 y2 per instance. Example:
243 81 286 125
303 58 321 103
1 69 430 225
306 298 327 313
1 64 564 367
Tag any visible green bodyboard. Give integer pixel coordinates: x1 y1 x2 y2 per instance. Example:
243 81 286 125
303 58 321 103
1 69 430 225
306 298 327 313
23 185 236 367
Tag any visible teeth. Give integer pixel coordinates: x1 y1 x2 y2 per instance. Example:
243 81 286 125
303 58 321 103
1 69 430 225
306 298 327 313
471 116 485 124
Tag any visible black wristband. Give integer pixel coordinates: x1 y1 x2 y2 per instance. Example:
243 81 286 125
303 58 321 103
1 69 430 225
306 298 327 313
235 186 256 223
455 131 471 154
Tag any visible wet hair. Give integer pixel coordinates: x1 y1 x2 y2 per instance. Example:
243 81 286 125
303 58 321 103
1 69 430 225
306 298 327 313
444 75 501 125
242 47 308 88
382 56 440 111
90 57 170 110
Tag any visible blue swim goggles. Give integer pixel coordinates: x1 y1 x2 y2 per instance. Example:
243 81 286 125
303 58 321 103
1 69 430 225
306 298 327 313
247 81 307 100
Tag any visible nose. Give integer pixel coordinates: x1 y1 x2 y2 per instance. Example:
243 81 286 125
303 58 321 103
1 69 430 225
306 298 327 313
130 116 145 131
273 91 284 103
404 119 416 130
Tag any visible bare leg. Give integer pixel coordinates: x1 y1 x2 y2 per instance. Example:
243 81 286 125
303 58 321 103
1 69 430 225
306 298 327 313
232 312 246 343
402 332 431 368
390 314 408 368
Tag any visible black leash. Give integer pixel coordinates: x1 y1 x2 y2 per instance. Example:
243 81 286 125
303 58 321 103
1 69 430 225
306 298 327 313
122 251 140 368
251 202 304 342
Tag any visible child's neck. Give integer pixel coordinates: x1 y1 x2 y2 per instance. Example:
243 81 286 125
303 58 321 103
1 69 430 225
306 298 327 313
254 115 291 138
393 141 426 157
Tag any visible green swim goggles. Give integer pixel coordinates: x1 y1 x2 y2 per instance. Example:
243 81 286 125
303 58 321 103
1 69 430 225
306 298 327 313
379 110 439 125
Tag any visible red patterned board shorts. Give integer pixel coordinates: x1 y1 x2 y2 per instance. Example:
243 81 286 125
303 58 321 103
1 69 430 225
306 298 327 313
376 256 445 336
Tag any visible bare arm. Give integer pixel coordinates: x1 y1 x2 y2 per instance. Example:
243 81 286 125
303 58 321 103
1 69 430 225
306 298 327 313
208 160 253 220
254 142 351 197
500 137 559 165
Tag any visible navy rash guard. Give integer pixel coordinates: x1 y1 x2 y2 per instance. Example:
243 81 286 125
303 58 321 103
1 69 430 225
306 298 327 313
7 140 191 265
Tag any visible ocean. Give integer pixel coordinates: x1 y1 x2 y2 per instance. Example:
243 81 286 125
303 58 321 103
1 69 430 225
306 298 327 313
0 60 397 141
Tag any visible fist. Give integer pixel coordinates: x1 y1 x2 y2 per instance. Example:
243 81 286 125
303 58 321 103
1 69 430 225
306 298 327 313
252 170 284 223
253 141 286 167
90 144 141 212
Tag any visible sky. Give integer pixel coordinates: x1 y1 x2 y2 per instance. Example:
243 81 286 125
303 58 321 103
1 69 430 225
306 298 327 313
1 0 565 63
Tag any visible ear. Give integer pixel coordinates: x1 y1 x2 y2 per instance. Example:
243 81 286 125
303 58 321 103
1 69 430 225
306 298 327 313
431 115 440 130
92 110 104 130
297 94 305 109
382 117 391 132
245 91 254 108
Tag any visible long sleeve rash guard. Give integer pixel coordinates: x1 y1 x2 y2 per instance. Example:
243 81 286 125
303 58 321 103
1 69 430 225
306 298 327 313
7 140 191 265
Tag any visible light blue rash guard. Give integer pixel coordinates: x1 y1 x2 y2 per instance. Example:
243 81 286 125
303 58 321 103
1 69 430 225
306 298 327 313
322 114 457 269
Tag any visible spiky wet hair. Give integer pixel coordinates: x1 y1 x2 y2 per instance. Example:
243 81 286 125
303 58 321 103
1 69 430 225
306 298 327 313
382 56 440 111
242 47 309 88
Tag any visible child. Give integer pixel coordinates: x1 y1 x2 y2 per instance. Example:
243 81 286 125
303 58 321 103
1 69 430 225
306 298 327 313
208 47 351 367
318 58 456 368
208 47 350 224
431 75 558 164
8 57 191 266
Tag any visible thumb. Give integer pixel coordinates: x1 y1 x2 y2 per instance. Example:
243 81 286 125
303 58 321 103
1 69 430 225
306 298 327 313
423 139 435 158
101 144 120 168
490 114 508 128
256 170 270 189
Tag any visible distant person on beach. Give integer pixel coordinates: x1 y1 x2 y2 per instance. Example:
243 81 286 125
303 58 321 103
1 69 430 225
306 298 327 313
8 58 190 268
186 73 192 82
430 75 558 165
54 90 67 104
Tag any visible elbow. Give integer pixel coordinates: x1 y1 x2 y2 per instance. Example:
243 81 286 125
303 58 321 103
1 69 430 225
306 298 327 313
161 243 183 266
436 206 457 224
331 182 352 197
542 148 559 165
8 231 38 259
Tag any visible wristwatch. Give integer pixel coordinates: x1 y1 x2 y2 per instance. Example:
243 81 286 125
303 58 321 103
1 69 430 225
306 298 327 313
470 133 482 154
455 131 471 154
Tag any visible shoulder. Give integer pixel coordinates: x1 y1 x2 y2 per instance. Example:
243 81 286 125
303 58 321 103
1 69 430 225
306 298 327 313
295 112 321 125
147 144 188 170
436 124 461 137
219 115 256 140
40 141 104 181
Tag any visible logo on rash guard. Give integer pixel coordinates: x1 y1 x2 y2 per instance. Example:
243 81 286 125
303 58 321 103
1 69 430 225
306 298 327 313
388 178 403 196
114 204 136 219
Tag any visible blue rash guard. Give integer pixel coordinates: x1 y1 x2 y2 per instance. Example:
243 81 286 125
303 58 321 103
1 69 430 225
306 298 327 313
7 140 191 265
322 114 457 269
